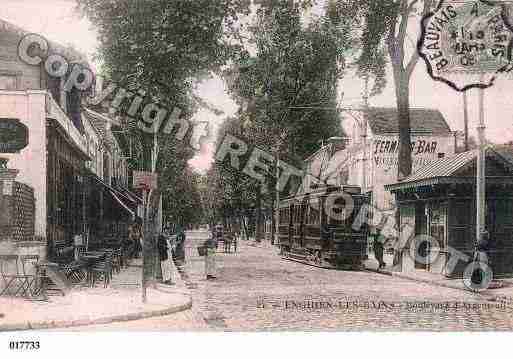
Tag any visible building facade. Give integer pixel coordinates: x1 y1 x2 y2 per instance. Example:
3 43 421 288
301 108 456 212
0 19 139 262
386 147 513 278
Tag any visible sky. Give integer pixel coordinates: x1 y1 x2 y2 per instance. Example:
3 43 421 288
2 0 513 173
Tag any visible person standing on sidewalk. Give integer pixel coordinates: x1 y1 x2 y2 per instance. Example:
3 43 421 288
373 229 386 269
128 219 143 259
158 233 174 285
204 235 217 280
173 224 186 264
214 224 223 250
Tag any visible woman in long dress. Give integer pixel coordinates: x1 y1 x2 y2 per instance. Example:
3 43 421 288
205 236 217 280
158 233 173 285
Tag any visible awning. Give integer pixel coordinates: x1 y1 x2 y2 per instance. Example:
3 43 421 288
118 187 143 205
89 173 141 205
88 173 139 219
108 189 135 218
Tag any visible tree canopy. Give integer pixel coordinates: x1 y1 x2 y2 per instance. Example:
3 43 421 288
208 1 353 234
330 0 433 179
76 0 252 227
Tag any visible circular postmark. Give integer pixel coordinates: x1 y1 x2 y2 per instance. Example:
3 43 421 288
418 0 513 91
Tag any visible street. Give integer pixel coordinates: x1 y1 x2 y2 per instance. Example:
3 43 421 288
71 230 513 331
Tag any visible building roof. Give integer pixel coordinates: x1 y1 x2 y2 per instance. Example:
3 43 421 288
353 107 452 135
493 144 513 164
399 150 477 182
0 18 88 64
323 143 364 181
385 146 513 191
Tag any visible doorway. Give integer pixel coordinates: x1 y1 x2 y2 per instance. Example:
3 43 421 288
414 201 447 271
414 202 429 270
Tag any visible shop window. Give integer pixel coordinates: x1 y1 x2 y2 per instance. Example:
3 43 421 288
280 208 290 225
451 200 472 226
103 152 110 184
308 203 320 224
430 202 447 249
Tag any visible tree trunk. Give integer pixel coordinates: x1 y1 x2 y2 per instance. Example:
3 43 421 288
256 186 262 242
395 72 412 180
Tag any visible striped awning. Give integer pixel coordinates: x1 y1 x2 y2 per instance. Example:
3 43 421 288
108 189 135 218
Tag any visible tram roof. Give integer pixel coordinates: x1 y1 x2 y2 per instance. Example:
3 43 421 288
280 185 365 204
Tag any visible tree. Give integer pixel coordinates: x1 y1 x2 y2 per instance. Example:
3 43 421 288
76 0 252 295
76 0 251 222
226 1 348 164
163 168 204 228
209 116 259 239
331 0 433 179
212 1 351 241
455 133 494 154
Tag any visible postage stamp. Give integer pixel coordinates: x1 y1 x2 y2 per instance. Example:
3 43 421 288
419 0 513 91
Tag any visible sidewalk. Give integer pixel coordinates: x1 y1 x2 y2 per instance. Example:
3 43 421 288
364 253 513 302
0 258 191 331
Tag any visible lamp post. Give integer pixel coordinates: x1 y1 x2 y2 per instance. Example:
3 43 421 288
476 75 486 250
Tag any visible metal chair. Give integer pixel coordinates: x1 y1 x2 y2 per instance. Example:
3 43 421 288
59 245 86 284
19 255 45 298
90 252 113 288
112 248 122 274
0 255 43 299
224 233 233 253
0 255 21 296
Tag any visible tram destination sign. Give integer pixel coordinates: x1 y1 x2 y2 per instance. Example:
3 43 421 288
0 118 29 153
418 0 513 91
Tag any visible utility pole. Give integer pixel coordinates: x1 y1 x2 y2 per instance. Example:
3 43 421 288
255 185 262 243
274 143 280 246
361 76 369 193
142 188 149 303
476 76 486 249
463 91 469 151
152 130 161 286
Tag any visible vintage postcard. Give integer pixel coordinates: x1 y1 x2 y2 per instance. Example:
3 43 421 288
1 0 513 355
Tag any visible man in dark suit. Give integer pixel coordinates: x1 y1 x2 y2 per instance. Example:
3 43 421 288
373 230 386 269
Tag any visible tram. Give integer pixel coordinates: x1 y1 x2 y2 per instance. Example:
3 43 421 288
278 185 369 270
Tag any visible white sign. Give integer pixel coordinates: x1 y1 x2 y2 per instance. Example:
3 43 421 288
2 180 12 195
133 171 158 190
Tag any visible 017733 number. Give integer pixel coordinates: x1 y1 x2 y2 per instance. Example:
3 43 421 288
9 341 40 350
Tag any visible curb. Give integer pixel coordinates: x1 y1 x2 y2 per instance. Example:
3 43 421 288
365 265 499 302
0 297 192 332
1 259 193 332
